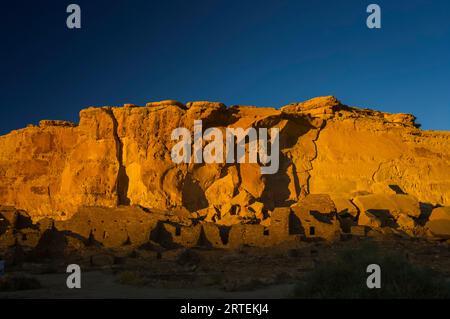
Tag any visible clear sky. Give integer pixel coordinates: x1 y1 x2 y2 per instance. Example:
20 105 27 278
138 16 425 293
1 0 449 134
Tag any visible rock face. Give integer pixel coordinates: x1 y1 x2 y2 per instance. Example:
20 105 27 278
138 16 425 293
426 207 450 239
0 96 449 241
0 111 119 221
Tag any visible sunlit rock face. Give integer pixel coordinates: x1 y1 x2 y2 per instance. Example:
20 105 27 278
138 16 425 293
0 96 449 224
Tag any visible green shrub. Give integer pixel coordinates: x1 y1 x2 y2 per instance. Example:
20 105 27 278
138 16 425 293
293 243 450 299
116 270 146 286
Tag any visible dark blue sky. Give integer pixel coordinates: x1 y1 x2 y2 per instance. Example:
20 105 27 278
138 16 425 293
1 0 449 134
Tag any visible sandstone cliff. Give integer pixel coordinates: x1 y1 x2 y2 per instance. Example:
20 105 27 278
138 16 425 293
0 96 449 225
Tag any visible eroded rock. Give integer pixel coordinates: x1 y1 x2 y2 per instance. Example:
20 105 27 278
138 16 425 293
426 207 450 239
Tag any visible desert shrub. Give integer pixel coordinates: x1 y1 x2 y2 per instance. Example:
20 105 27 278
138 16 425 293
293 243 450 299
116 270 145 286
0 275 41 291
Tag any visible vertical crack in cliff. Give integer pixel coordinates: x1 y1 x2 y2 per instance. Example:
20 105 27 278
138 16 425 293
371 162 384 183
305 120 326 195
290 159 301 199
106 108 131 206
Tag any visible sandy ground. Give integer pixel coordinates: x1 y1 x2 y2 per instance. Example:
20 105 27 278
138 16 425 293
0 271 295 299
